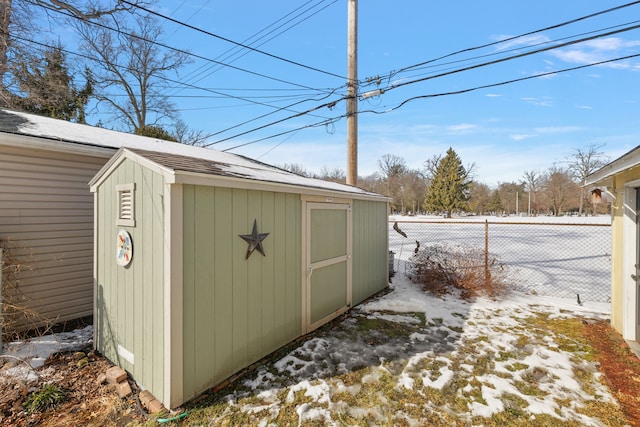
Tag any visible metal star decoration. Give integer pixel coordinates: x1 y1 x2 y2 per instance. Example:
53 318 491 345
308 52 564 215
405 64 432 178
239 219 270 259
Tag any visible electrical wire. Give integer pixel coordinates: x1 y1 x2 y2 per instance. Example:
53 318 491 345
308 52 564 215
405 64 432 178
367 0 640 85
119 0 347 80
203 95 346 147
386 19 640 85
26 0 337 93
362 53 640 115
206 22 640 148
176 0 338 91
220 52 639 152
384 23 640 94
11 36 341 119
21 0 640 151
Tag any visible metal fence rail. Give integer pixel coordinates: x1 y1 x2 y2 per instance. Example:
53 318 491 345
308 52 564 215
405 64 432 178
389 220 612 303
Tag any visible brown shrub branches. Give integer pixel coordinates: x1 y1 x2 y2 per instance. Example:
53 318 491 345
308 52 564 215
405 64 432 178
407 243 510 299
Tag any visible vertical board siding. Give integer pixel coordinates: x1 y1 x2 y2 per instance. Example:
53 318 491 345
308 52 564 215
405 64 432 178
352 199 389 304
0 145 111 330
182 186 301 401
611 170 639 334
95 158 164 401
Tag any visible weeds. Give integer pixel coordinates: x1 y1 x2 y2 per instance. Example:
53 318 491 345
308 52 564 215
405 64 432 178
1 238 52 341
407 242 510 299
24 383 66 414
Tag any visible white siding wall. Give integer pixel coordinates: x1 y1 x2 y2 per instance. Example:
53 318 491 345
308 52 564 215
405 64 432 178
0 143 112 330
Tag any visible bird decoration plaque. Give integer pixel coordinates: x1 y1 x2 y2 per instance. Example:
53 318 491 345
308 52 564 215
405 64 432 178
116 229 133 267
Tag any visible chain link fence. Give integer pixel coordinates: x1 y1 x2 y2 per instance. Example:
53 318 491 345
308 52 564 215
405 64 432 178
389 219 612 303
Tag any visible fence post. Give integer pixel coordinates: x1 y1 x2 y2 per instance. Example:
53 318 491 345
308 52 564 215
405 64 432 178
484 220 489 288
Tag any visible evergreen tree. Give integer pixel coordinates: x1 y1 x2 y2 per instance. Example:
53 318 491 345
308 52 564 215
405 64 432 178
135 124 178 142
423 147 471 218
14 44 92 122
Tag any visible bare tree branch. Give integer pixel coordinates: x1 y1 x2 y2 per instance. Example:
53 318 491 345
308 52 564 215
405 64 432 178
33 0 147 20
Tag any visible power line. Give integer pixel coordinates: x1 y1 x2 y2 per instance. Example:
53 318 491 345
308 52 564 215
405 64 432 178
119 0 347 80
387 19 640 86
203 95 346 147
12 36 341 120
220 52 640 152
27 0 335 93
208 22 640 148
384 23 640 93
364 53 640 115
175 0 339 90
374 0 640 83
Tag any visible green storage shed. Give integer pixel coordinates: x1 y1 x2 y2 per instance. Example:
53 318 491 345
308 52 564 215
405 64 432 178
89 147 390 408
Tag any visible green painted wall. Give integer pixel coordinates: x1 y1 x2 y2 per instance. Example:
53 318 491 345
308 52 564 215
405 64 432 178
352 199 389 305
181 186 301 400
95 158 165 401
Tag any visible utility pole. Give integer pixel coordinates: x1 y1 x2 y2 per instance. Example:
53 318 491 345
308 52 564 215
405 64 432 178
346 0 358 186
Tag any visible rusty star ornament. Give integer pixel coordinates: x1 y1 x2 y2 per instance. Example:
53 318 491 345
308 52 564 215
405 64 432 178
239 219 270 259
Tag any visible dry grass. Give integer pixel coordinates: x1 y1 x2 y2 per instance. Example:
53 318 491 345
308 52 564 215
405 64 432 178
1 238 53 341
1 312 639 426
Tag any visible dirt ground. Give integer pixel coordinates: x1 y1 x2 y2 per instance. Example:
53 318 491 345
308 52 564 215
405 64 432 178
1 318 640 427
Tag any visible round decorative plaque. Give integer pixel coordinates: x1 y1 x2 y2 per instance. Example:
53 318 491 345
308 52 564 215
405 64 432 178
116 229 133 267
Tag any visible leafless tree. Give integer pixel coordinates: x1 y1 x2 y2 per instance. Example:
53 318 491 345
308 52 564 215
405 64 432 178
75 12 190 132
522 169 543 215
317 166 345 184
173 119 208 146
423 154 442 179
33 0 148 20
378 154 407 178
398 170 428 215
467 182 492 215
567 143 609 215
542 164 579 216
0 0 149 107
378 154 409 212
278 163 309 177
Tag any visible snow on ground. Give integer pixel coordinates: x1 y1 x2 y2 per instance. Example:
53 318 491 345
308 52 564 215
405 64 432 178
0 326 92 385
389 214 611 224
389 214 612 304
208 272 617 425
0 260 619 425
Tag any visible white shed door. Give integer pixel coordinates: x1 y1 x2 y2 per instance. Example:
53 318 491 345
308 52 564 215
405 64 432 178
304 202 352 332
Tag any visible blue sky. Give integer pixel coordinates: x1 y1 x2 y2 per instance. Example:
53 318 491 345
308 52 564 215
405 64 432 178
93 1 640 186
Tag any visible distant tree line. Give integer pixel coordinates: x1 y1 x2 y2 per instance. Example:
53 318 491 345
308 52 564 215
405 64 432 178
280 144 610 218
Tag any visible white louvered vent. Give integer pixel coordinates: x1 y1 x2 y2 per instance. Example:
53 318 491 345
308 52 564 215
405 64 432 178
116 183 136 227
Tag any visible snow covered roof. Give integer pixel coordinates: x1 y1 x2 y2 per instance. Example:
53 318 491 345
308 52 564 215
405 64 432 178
585 144 640 188
0 109 386 199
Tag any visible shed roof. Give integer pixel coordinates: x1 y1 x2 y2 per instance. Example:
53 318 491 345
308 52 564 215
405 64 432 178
0 109 386 199
585 145 640 187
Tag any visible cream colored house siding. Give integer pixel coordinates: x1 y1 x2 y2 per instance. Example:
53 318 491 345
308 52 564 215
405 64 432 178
94 157 166 401
610 167 640 333
0 143 109 329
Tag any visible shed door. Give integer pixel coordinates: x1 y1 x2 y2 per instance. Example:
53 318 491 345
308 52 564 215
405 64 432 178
305 202 352 332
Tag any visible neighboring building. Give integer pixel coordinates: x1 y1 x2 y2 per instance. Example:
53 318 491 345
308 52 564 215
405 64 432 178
585 145 640 347
89 147 390 408
0 108 390 342
1 110 118 330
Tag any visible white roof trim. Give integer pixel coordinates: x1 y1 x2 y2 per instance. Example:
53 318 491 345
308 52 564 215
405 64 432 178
0 131 116 158
89 148 175 191
585 145 640 187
